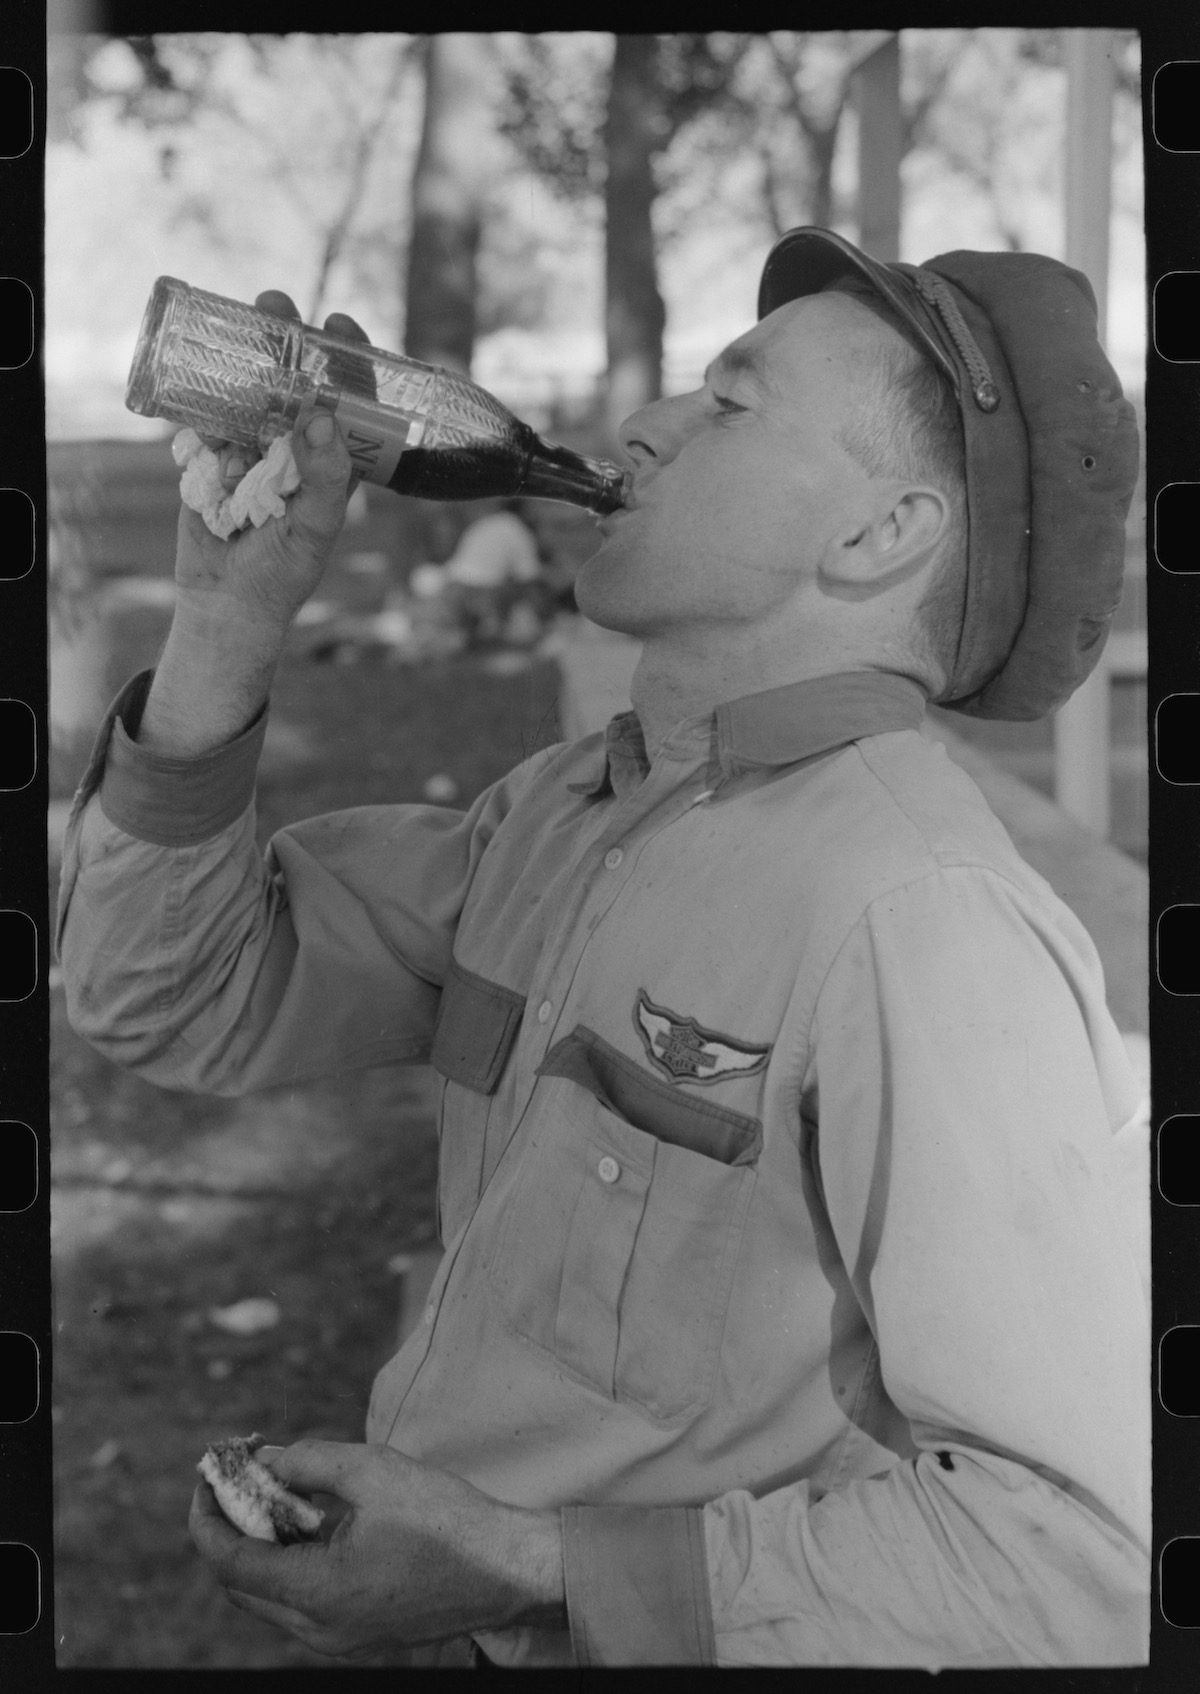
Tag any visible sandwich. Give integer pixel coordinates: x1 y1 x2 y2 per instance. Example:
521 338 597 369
197 1433 324 1544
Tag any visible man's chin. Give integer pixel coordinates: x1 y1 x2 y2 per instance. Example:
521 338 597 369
572 552 632 633
575 604 643 641
573 584 644 641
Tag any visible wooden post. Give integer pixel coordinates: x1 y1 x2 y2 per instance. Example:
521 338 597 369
854 34 902 262
1054 29 1115 837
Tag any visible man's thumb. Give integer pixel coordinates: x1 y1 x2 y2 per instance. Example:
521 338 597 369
283 409 354 550
303 410 336 452
292 405 352 490
264 1437 363 1499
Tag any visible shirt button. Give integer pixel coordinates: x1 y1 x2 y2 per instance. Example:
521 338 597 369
597 1156 620 1184
604 848 624 870
423 1304 435 1327
537 1000 553 1024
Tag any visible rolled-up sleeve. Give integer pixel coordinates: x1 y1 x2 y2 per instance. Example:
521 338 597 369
56 670 530 1096
700 865 1150 1667
562 1503 715 1665
84 668 268 847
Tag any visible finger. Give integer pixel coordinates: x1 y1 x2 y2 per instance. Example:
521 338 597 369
179 438 256 489
189 1482 318 1602
189 1478 246 1556
255 289 301 321
287 403 353 522
321 313 375 399
323 311 370 345
313 1493 354 1539
277 406 355 557
179 503 217 550
225 1587 316 1640
265 1437 378 1503
219 443 260 489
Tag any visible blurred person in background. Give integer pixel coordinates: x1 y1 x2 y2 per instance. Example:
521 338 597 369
56 229 1148 1669
408 499 560 649
441 498 550 647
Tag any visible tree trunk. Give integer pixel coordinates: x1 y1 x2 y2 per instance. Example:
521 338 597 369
603 35 667 446
808 120 839 229
403 34 493 374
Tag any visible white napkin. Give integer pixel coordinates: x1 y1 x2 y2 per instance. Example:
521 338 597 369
173 428 301 540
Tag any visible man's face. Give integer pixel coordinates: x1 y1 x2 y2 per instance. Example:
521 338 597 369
576 292 903 642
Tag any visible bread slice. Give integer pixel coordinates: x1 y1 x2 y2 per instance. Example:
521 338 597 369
198 1434 325 1544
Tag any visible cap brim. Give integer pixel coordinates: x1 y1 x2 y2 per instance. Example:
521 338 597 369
757 228 963 400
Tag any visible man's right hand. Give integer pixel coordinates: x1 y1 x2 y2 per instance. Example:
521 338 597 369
135 290 372 758
175 290 369 633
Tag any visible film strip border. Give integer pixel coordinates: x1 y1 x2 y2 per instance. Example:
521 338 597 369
1149 13 1200 1681
0 8 1197 1688
0 2 44 1667
0 0 44 1670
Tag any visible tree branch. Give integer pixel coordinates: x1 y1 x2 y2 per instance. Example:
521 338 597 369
308 42 412 322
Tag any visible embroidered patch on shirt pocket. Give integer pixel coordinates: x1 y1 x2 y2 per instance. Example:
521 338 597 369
538 1026 762 1165
430 959 525 1246
487 1078 756 1422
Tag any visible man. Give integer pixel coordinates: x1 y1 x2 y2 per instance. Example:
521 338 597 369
57 228 1148 1668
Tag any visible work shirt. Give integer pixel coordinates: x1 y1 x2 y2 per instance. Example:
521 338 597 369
57 666 1150 1669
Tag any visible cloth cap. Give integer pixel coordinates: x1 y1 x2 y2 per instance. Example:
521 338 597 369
757 227 1140 720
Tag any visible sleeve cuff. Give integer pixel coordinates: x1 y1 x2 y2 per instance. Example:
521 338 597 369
561 1503 715 1666
83 669 268 847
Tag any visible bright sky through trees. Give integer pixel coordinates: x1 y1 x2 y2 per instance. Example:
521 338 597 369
46 29 1143 440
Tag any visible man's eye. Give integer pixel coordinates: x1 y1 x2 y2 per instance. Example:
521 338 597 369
713 395 744 417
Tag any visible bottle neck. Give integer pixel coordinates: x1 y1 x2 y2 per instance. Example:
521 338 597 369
518 436 630 514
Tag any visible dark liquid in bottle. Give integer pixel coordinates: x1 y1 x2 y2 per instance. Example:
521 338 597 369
385 425 536 502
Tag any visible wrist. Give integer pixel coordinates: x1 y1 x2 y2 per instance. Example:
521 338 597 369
170 582 292 652
137 592 285 757
493 1506 567 1633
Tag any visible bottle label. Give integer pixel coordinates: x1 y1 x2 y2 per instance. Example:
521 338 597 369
328 391 419 486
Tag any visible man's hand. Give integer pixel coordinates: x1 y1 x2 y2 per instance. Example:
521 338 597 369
136 291 371 756
188 1439 566 1664
175 291 369 632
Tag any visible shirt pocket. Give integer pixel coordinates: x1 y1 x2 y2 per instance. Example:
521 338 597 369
486 1076 756 1423
430 958 524 1247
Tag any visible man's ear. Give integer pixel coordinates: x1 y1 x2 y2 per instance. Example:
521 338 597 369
821 487 949 591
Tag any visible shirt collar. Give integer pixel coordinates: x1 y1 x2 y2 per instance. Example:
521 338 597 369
568 670 928 798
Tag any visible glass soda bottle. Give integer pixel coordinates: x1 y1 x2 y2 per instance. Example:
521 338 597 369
124 276 630 515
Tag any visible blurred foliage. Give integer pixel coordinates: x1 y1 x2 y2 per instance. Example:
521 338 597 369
55 29 1143 307
494 29 1140 257
47 28 1144 444
58 33 423 327
495 33 609 202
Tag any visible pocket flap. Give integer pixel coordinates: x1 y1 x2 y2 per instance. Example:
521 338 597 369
539 1026 762 1166
431 959 525 1095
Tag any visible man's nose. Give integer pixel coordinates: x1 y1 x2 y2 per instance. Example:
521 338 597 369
618 392 697 468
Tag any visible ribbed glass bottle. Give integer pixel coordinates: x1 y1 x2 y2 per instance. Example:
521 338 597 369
125 277 630 515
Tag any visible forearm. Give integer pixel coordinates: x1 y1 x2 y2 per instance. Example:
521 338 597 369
703 1449 1149 1667
550 1461 1145 1669
137 587 289 757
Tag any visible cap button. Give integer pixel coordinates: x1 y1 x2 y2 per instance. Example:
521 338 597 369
973 378 1001 413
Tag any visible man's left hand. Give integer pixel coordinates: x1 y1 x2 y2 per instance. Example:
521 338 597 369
188 1439 566 1663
